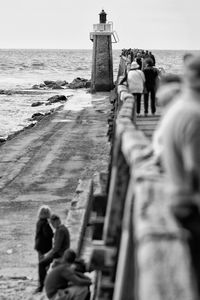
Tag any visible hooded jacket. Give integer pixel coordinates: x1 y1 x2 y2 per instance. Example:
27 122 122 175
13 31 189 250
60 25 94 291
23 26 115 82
127 69 145 94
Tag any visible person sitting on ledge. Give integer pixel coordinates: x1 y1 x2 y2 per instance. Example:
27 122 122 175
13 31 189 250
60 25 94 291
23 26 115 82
45 249 91 300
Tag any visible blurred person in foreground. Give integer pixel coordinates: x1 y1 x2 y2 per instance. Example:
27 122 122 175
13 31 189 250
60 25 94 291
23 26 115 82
160 55 200 198
159 54 200 293
45 249 91 300
152 73 182 161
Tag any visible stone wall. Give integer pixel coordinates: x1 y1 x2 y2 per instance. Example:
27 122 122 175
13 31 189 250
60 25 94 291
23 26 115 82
91 35 114 92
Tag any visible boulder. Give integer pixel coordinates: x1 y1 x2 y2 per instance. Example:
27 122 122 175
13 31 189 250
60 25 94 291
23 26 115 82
55 80 68 86
31 112 44 121
43 80 67 89
0 89 13 95
68 77 89 89
52 84 64 89
0 137 6 144
31 101 44 107
85 80 91 88
32 84 40 90
47 94 67 104
39 83 46 88
32 83 46 89
44 80 56 86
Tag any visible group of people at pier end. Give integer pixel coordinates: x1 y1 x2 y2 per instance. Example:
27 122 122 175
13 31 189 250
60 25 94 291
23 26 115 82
34 205 91 299
120 48 159 116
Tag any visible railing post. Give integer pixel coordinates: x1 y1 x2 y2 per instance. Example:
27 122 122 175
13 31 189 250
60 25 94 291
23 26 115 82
112 178 136 300
103 137 130 246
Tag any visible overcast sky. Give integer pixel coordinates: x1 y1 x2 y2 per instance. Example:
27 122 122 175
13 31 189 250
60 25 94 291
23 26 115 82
0 0 199 50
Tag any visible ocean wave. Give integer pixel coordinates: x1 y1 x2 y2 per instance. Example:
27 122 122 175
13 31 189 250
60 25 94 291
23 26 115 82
31 61 46 68
19 63 29 69
75 67 89 71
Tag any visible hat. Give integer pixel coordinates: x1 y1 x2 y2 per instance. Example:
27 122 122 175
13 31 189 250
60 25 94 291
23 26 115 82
130 61 139 70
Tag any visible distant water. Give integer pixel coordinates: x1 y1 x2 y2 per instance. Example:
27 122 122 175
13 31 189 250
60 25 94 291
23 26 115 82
0 49 199 138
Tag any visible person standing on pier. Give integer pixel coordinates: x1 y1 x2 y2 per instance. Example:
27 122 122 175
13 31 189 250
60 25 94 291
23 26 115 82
149 51 156 66
35 214 70 293
34 205 54 292
143 58 159 116
136 52 144 70
127 61 145 116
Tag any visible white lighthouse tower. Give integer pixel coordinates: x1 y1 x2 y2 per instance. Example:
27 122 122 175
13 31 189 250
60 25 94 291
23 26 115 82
90 10 118 92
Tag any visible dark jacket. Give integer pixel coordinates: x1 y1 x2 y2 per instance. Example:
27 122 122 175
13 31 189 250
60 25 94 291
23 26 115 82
143 66 159 90
35 219 53 254
51 224 70 258
136 57 143 70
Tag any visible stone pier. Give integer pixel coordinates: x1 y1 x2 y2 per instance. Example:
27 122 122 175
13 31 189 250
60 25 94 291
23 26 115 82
0 90 112 299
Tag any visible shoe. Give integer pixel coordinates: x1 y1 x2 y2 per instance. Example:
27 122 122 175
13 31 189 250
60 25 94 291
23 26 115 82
137 113 141 117
144 113 148 117
33 286 43 294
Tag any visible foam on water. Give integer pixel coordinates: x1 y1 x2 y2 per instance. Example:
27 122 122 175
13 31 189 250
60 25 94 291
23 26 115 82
64 91 93 112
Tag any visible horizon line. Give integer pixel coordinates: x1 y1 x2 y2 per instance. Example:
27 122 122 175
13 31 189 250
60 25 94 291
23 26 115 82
0 47 199 51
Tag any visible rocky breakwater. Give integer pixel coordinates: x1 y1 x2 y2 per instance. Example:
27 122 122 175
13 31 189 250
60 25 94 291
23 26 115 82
32 77 91 90
30 94 70 121
0 93 71 146
0 76 92 146
0 77 91 97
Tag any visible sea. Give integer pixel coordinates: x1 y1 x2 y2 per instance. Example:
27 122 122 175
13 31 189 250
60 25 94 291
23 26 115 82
0 49 199 139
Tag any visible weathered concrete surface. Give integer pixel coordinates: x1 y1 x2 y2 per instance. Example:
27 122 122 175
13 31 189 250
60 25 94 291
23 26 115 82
66 179 93 256
91 35 114 91
0 90 111 299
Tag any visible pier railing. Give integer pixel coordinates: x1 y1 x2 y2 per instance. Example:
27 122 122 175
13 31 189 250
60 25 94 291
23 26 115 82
87 57 198 300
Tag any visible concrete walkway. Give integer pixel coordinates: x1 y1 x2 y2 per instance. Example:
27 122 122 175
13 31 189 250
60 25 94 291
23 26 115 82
136 103 162 139
0 90 111 299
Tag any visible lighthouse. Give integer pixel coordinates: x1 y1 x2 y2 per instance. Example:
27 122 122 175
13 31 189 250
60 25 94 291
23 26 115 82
90 10 118 92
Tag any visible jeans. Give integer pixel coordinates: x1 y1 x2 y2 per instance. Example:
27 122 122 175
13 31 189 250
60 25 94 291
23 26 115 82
144 88 156 114
132 93 142 114
39 254 55 289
